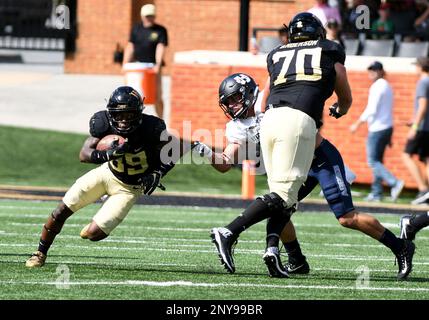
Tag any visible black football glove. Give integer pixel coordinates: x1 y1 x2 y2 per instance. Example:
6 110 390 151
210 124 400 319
106 141 129 160
139 170 162 195
328 103 344 119
139 162 175 195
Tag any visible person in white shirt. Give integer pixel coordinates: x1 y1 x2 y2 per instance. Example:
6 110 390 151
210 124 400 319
350 61 404 202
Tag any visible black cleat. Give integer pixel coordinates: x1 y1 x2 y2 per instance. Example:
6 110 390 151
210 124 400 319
285 257 310 275
396 240 415 281
399 215 417 241
263 247 289 278
210 227 237 274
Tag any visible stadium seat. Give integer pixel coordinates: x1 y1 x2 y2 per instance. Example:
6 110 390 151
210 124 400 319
343 39 360 56
360 39 394 57
395 41 429 58
258 36 282 54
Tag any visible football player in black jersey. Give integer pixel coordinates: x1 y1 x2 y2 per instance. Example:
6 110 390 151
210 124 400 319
26 86 174 267
211 12 354 278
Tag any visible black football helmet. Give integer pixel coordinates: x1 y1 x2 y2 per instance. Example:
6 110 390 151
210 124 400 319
288 12 326 43
218 73 259 120
106 86 144 135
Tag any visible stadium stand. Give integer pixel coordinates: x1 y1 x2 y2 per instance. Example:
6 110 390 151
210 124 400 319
344 38 360 56
360 39 395 57
395 41 429 58
258 36 282 54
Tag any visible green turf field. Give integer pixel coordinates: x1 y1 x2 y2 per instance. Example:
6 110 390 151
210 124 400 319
0 199 428 300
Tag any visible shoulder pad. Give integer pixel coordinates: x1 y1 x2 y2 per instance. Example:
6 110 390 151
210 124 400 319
143 114 166 134
320 39 345 64
89 111 110 138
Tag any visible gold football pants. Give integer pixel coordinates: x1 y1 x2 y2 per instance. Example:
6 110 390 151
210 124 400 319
260 107 317 207
63 163 141 234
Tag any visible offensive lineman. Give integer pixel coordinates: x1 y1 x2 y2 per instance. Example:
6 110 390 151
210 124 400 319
26 86 174 267
209 13 414 279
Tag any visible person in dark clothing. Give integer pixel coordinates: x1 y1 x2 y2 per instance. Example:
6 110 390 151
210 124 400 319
123 4 168 119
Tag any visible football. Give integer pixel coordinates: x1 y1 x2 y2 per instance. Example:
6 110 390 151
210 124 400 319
96 134 126 151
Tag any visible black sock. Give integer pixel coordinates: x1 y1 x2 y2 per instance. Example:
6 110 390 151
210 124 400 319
411 212 429 231
284 239 305 261
379 229 403 255
226 198 271 235
38 239 51 255
266 233 280 248
266 211 291 248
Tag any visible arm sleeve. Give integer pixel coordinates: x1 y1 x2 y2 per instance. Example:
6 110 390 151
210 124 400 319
333 45 346 65
159 26 168 46
416 80 428 99
145 118 168 170
324 41 346 65
359 83 382 122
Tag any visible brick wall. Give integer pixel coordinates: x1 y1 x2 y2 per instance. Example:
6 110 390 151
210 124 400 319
170 63 424 188
64 0 134 74
66 0 315 74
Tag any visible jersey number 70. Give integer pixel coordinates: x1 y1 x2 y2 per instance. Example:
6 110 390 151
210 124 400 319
272 47 322 86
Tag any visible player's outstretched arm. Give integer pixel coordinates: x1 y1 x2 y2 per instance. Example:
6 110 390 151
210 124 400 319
192 141 240 173
334 62 353 116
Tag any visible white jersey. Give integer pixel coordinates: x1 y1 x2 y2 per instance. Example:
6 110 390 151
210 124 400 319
224 92 265 174
225 92 264 145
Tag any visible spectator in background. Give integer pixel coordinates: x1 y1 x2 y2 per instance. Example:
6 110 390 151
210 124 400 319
344 0 365 35
350 61 404 202
326 18 345 47
371 3 395 39
389 0 417 42
414 0 429 40
403 57 429 205
123 4 168 119
308 0 342 27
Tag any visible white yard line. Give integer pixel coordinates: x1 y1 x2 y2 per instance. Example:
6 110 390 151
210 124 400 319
2 243 429 264
0 231 416 247
0 279 428 292
7 222 429 240
4 257 429 274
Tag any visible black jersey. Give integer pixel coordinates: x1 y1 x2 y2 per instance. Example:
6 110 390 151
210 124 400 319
90 111 167 185
266 39 345 128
